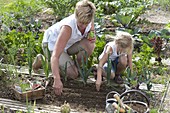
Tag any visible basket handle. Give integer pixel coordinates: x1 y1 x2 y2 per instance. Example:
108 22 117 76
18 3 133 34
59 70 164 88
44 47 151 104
120 89 150 107
106 91 120 100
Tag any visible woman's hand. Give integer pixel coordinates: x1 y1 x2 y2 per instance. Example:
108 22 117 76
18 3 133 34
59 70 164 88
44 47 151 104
53 79 63 95
88 37 96 43
87 30 96 43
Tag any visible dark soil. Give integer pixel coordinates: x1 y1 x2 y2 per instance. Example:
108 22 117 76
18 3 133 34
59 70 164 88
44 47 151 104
39 77 128 112
0 74 163 112
0 75 127 112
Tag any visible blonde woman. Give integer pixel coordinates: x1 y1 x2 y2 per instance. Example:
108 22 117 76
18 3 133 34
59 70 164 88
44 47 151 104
35 0 96 96
96 31 133 91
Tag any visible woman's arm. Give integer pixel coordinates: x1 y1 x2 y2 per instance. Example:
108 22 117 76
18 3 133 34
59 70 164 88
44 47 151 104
90 20 95 31
51 25 72 95
88 21 96 43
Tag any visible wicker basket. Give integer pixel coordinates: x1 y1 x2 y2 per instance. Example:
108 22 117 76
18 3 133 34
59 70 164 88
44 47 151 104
13 85 45 101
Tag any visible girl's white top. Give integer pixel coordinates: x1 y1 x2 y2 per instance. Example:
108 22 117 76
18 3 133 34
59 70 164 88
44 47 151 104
42 14 92 52
99 41 126 61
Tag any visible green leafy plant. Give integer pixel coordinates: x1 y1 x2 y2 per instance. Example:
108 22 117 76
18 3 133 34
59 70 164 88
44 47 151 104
132 43 154 90
0 59 3 77
96 0 151 28
88 31 95 39
76 47 92 85
96 1 120 15
41 44 51 78
42 0 78 20
27 39 34 76
115 5 146 28
1 0 42 33
125 67 139 89
18 80 31 92
141 66 152 91
133 43 153 74
26 95 36 113
60 61 73 83
1 105 4 113
91 35 106 65
1 29 42 66
125 66 152 91
60 101 71 113
141 29 170 64
1 35 18 77
150 36 163 64
150 108 158 113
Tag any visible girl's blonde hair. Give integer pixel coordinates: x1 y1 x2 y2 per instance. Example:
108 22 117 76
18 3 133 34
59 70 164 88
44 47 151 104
115 31 133 53
75 0 96 24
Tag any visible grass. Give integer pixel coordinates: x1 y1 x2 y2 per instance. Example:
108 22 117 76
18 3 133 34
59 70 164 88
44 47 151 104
155 0 170 11
0 0 14 7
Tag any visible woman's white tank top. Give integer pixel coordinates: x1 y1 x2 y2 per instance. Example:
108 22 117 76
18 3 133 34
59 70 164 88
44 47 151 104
42 14 92 51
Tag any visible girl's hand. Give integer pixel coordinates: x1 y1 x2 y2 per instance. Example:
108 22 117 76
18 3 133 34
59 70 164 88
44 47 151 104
96 78 102 91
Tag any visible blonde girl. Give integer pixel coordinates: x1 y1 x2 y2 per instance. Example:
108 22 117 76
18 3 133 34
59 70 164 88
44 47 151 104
96 31 133 91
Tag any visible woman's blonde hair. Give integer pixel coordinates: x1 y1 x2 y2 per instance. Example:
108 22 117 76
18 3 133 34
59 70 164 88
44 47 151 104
115 31 133 53
75 0 96 24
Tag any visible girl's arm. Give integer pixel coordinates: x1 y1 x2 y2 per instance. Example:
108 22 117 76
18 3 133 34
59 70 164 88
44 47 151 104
127 49 133 72
96 45 112 91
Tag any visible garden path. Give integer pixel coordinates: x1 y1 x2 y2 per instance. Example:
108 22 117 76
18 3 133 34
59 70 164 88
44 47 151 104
161 79 170 113
140 5 170 24
140 5 170 113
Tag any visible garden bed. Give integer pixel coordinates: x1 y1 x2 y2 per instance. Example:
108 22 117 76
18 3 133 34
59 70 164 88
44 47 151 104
0 70 167 112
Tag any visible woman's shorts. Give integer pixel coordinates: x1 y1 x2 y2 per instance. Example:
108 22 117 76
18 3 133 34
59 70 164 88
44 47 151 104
42 39 83 69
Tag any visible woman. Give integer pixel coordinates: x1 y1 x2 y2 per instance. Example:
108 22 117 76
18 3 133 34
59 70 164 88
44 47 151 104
40 0 96 96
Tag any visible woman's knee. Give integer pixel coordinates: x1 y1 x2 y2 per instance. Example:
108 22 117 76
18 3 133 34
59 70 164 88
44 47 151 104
66 65 79 79
79 39 95 56
86 42 95 55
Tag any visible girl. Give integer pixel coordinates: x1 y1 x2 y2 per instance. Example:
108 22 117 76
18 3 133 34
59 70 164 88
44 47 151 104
96 31 133 91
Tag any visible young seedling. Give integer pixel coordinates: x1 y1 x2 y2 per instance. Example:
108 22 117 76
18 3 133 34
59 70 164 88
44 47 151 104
26 95 36 113
41 44 51 78
87 31 95 41
142 66 152 91
75 47 92 85
60 101 71 113
17 80 31 92
60 61 73 83
125 67 138 89
41 55 50 78
27 41 33 76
